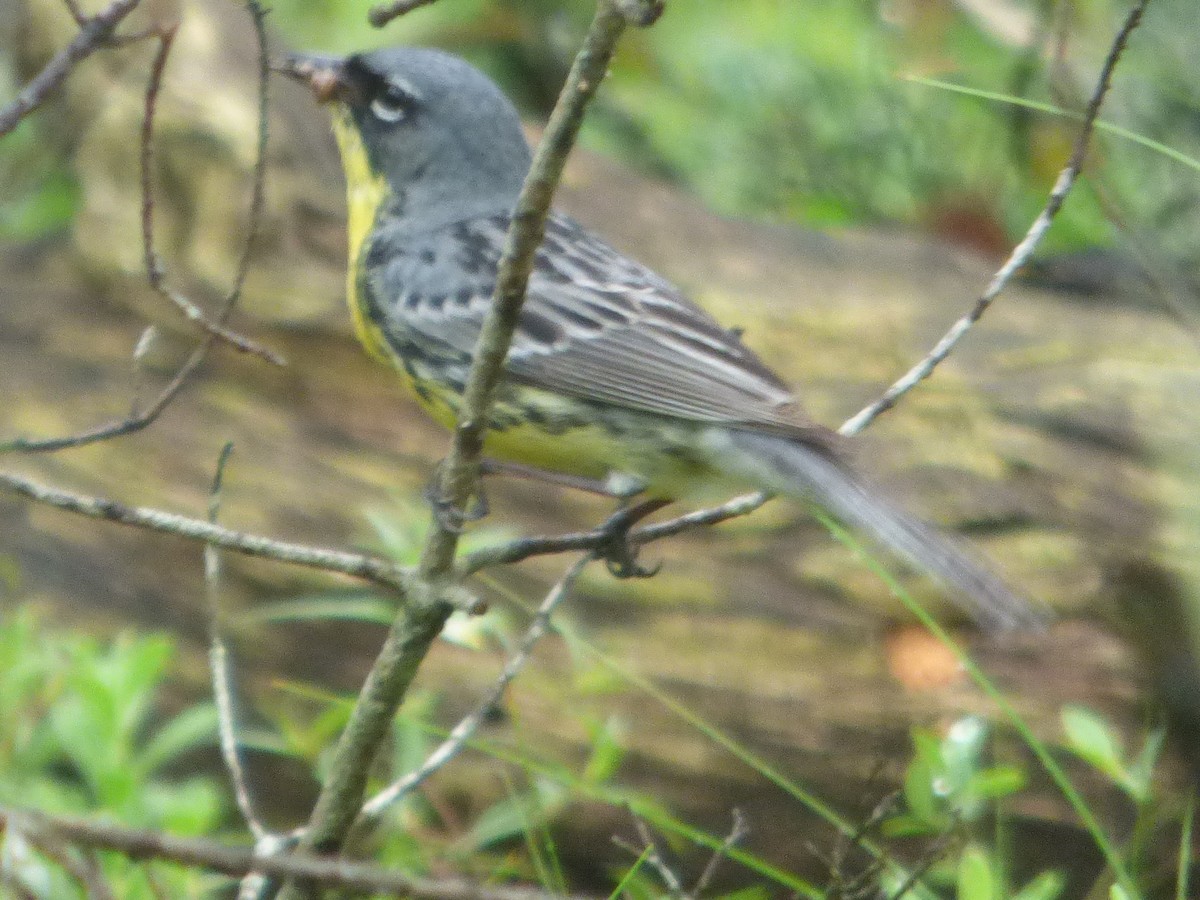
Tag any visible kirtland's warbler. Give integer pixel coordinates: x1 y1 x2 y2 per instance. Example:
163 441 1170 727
283 47 1039 631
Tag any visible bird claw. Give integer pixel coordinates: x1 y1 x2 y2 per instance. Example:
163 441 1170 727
423 465 489 534
596 498 669 579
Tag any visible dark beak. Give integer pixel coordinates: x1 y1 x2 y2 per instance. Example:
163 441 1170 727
273 52 357 104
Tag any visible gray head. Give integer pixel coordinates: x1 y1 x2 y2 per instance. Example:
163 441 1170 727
285 47 533 231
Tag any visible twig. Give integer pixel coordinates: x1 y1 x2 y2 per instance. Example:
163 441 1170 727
16 825 117 900
839 0 1149 437
456 490 769 576
0 807 576 900
2 0 281 456
139 19 282 365
2 344 208 454
61 0 90 27
0 0 142 138
357 555 591 825
367 0 441 28
613 820 684 898
204 443 267 841
692 810 747 896
418 0 635 578
279 4 653 888
0 470 480 613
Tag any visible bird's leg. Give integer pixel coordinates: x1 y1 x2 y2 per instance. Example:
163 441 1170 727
597 497 671 579
424 461 489 534
479 457 631 497
476 458 663 573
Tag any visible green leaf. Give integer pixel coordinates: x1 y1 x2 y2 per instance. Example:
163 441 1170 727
238 593 397 625
966 764 1026 802
1061 706 1127 782
941 717 988 779
138 704 219 775
1125 727 1165 804
1012 870 1067 900
957 845 996 900
458 779 568 852
903 745 941 828
582 716 627 784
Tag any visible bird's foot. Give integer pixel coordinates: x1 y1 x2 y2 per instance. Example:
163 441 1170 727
424 464 489 534
596 497 670 578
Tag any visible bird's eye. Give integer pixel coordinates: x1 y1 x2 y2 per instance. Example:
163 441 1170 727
370 84 411 123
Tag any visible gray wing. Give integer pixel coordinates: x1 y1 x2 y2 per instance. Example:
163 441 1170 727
363 212 835 444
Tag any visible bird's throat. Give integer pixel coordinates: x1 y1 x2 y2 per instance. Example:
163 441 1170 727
331 108 392 362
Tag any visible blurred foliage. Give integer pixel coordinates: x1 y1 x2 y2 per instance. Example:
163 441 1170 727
0 609 224 898
881 711 1186 900
0 117 80 241
264 0 1200 264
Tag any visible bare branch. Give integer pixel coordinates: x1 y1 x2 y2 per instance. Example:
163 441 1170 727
15 825 117 900
357 555 591 825
456 490 769 576
0 470 481 613
839 0 1149 437
613 821 684 898
204 443 267 841
0 0 142 138
2 0 281 456
1 344 208 453
61 0 91 28
692 810 748 896
0 807 576 900
281 4 652 884
139 18 282 365
367 0 441 28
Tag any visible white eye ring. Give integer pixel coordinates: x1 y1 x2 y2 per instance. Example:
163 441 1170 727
370 93 408 123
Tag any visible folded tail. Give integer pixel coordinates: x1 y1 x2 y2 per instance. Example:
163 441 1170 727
718 429 1044 631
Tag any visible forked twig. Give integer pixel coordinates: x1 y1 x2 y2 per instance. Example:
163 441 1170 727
0 0 142 137
356 555 591 826
840 0 1149 436
2 0 280 456
139 21 281 364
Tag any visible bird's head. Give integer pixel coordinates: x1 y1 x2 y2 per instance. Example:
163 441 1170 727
281 47 533 231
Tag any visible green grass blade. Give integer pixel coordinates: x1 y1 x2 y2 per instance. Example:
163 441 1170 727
905 76 1200 175
815 514 1138 898
1178 794 1194 900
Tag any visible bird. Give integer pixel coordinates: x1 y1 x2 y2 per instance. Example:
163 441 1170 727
280 45 1041 631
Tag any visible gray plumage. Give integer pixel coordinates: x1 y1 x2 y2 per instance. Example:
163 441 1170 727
291 46 1042 630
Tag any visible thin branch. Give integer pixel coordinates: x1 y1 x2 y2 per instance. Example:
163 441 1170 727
139 19 282 365
61 0 90 27
456 490 770 576
839 0 1149 437
0 0 142 137
16 825 117 900
692 809 748 896
0 343 209 454
2 0 281 456
613 821 684 898
417 0 634 579
280 4 652 885
357 555 591 826
367 0 441 28
0 807 576 900
0 470 480 613
204 443 267 841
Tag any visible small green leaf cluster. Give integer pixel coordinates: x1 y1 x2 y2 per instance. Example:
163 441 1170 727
0 609 224 898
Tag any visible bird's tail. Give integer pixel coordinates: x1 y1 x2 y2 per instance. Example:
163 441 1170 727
718 428 1043 631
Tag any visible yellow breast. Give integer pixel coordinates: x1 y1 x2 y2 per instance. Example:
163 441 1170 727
331 107 393 364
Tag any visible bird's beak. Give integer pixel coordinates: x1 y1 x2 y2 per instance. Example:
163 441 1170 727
274 52 358 104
